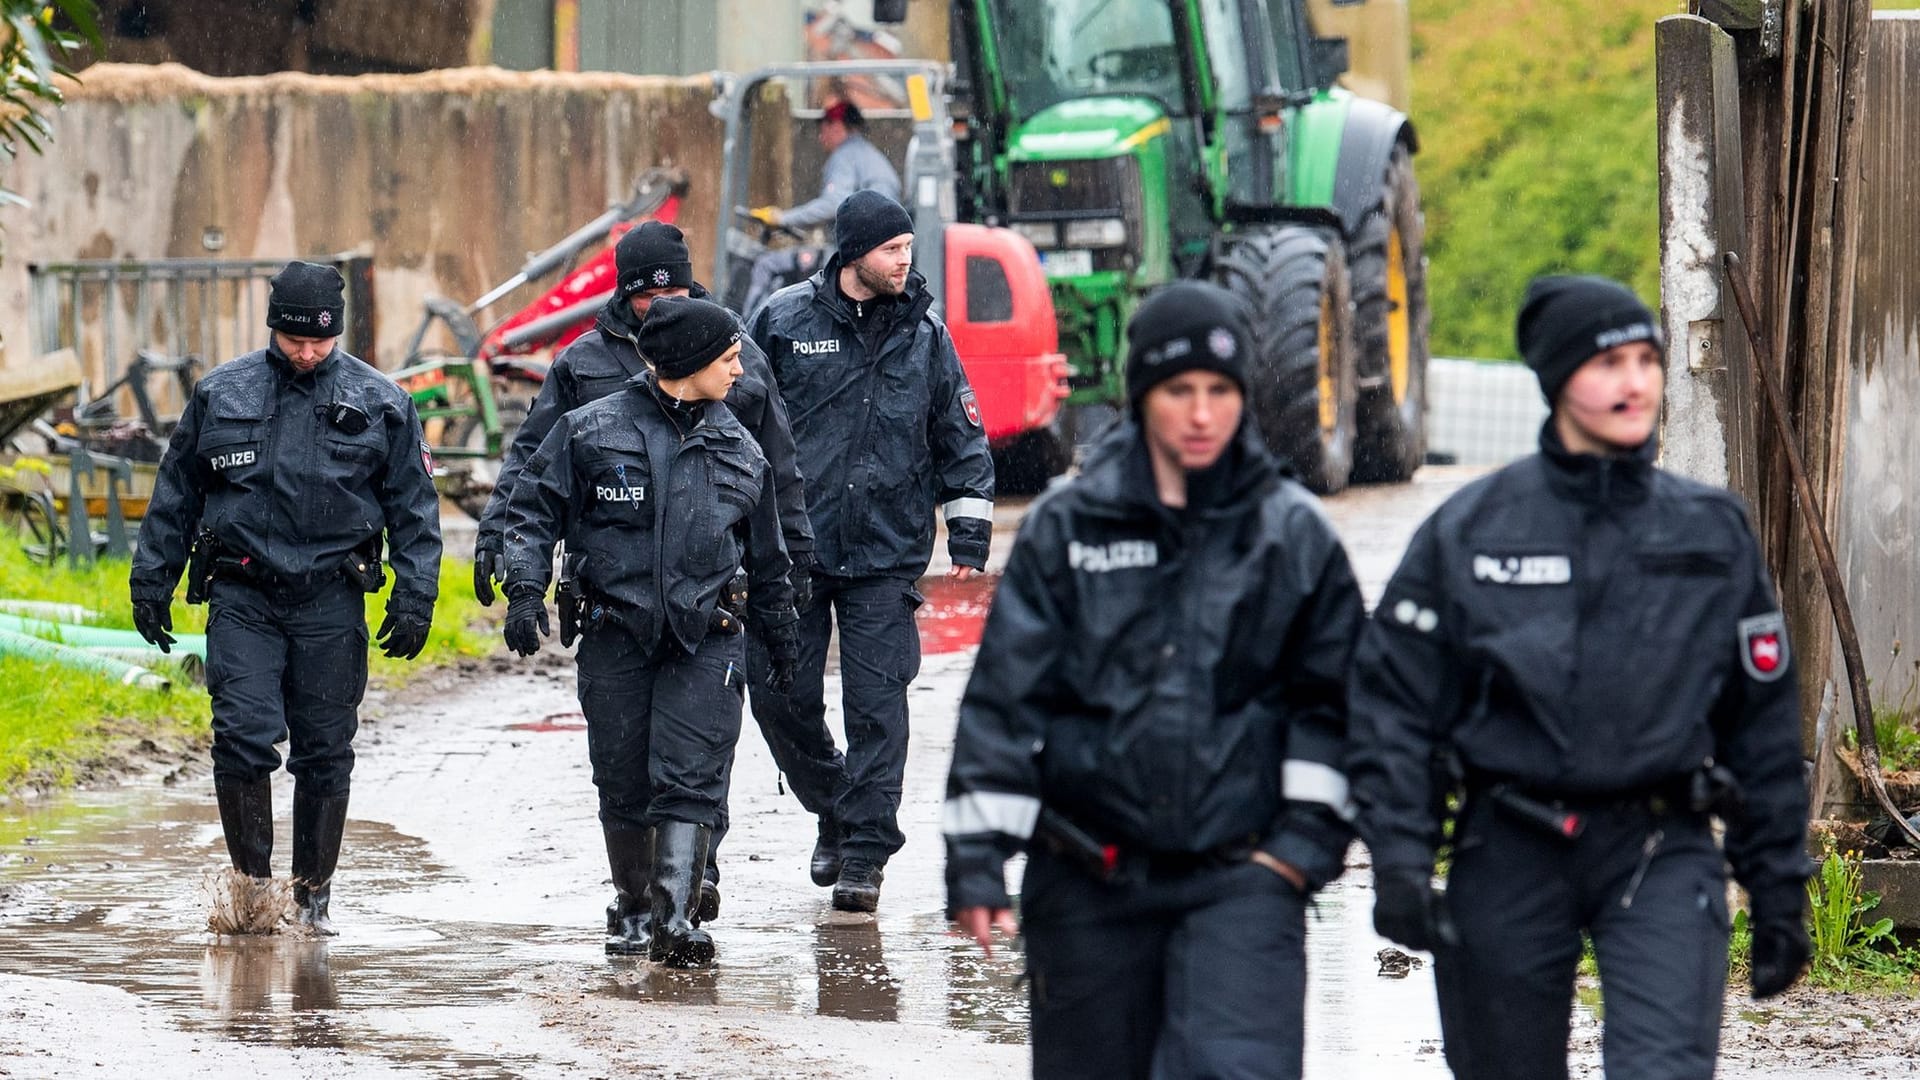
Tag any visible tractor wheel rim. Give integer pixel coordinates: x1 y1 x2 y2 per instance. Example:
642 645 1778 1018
1318 290 1337 434
1387 224 1412 404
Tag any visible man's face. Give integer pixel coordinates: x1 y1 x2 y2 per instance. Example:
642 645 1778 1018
817 118 849 152
1555 341 1664 453
681 343 744 402
1140 370 1244 472
273 331 337 372
629 285 691 321
852 235 914 297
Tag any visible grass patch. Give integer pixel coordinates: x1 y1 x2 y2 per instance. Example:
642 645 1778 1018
0 541 500 798
1803 839 1920 992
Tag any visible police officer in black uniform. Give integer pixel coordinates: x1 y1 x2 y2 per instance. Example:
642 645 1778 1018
945 282 1363 1079
1347 276 1813 1080
500 296 801 967
131 261 443 935
748 189 996 913
471 220 812 925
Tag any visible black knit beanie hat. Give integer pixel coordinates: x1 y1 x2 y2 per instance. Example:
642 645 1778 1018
615 221 696 301
638 295 742 380
835 189 915 264
266 261 345 337
1517 275 1663 404
1125 280 1252 407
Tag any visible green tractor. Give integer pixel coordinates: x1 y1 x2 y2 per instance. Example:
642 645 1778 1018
951 0 1429 492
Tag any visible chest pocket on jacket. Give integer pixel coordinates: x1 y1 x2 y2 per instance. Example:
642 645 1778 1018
574 364 631 405
584 431 652 524
198 415 262 483
323 424 388 482
1631 544 1734 641
708 447 761 516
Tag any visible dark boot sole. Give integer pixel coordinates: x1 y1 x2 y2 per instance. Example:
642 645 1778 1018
652 935 716 968
695 882 720 925
830 886 879 913
605 937 651 956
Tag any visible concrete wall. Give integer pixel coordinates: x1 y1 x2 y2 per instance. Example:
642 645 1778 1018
1837 14 1920 707
0 63 761 375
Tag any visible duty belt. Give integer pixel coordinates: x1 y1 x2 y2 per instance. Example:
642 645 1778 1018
1467 766 1739 843
1032 808 1258 884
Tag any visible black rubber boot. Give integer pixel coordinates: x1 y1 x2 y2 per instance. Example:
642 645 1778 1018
214 775 274 879
831 859 884 914
695 874 721 927
291 790 349 936
810 817 843 888
649 821 716 968
603 824 653 956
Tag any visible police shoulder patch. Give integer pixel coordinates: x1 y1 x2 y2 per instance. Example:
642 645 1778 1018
420 440 435 475
1739 611 1789 682
960 388 982 428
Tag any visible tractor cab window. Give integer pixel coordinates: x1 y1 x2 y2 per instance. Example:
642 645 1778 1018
1259 0 1309 92
984 0 1185 118
1195 0 1256 111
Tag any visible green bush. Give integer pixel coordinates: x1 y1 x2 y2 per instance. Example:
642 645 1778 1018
1413 0 1676 359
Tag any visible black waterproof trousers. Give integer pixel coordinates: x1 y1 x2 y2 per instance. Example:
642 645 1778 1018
1435 799 1729 1080
1020 847 1310 1080
742 573 919 865
205 577 368 796
578 622 746 831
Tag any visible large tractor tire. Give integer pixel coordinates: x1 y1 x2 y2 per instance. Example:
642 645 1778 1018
1348 142 1431 484
1217 225 1359 495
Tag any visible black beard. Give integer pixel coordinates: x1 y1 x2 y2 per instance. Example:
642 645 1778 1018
853 260 905 298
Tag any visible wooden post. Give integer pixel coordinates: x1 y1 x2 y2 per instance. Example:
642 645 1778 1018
1655 16 1755 499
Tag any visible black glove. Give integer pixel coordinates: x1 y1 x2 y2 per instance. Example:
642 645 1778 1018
790 557 816 612
376 606 432 661
132 599 175 654
472 534 504 606
1372 867 1456 952
1749 913 1811 999
763 622 801 694
504 587 551 657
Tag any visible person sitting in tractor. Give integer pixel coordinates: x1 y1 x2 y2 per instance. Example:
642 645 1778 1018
741 101 904 317
750 100 901 236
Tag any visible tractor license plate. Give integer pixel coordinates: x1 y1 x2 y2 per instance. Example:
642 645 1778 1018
1041 249 1093 278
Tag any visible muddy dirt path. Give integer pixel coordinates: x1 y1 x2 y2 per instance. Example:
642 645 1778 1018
1 468 1911 1077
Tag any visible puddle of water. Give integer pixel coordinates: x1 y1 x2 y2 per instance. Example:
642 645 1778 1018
914 574 998 655
0 785 564 1077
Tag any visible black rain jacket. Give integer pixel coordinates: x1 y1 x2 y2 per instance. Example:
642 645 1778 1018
747 258 994 578
477 287 812 567
1346 423 1812 913
131 344 442 616
943 421 1362 913
501 372 797 655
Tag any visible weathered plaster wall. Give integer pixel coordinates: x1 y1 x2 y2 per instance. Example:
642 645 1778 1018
2 63 755 373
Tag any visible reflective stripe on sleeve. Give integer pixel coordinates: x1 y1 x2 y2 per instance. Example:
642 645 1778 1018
943 497 994 523
1283 760 1355 819
941 790 1042 839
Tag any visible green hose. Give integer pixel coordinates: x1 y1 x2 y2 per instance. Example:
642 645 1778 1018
0 612 207 660
0 628 171 691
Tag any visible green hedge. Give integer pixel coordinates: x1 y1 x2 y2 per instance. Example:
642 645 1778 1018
1412 0 1676 360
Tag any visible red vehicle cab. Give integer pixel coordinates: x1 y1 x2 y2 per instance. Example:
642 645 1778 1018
941 222 1070 446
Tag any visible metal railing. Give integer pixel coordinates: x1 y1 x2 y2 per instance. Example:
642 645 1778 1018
1425 356 1547 466
27 254 376 414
